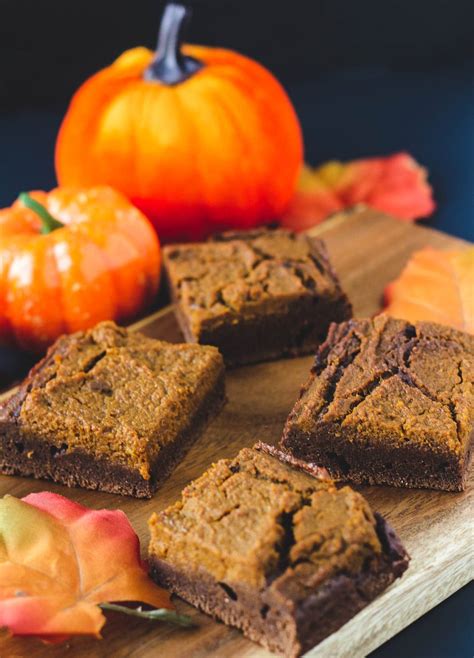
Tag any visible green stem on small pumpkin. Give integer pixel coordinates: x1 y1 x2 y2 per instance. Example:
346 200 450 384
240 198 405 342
19 192 64 235
144 3 203 85
99 602 196 627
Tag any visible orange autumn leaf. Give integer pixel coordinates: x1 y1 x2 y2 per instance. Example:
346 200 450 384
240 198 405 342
282 152 435 231
0 492 187 641
384 246 474 333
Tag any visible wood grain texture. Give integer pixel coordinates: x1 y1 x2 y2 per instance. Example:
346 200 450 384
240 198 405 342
1 209 472 658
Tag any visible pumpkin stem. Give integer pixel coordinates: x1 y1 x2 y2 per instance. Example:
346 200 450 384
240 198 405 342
19 192 64 235
144 3 203 84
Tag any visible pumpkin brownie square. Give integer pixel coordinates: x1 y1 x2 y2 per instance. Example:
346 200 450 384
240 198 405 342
281 315 474 491
163 228 352 365
149 443 408 657
0 321 225 498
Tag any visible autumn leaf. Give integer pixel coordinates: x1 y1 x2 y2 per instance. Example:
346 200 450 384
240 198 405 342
383 246 474 333
282 152 435 231
0 492 191 641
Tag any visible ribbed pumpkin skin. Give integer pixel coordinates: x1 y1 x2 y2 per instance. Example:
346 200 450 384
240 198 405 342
0 187 161 351
55 46 303 241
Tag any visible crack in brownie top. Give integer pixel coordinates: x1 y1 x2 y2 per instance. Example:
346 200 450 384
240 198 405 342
0 322 223 478
287 315 474 452
148 445 383 591
163 229 343 321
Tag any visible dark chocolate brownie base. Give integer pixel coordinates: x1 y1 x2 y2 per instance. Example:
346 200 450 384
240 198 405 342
0 371 225 498
173 293 350 367
281 429 472 492
150 513 407 658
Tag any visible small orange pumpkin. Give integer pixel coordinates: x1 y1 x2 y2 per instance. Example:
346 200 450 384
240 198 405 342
55 4 303 242
0 187 160 352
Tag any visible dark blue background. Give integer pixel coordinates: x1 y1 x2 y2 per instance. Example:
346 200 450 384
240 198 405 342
0 1 473 655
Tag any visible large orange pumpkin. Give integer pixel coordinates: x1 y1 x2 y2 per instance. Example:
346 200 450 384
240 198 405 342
0 187 160 352
55 4 303 241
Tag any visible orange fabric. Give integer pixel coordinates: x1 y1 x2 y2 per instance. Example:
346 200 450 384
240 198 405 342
384 246 474 333
0 492 172 640
282 153 435 231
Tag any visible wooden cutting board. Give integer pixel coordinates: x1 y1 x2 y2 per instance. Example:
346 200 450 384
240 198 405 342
1 208 473 658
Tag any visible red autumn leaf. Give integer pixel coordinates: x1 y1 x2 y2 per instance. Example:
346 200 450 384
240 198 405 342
383 246 474 333
282 152 436 231
0 492 190 642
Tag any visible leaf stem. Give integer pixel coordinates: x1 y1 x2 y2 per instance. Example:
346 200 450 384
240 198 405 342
19 192 64 234
99 602 195 627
